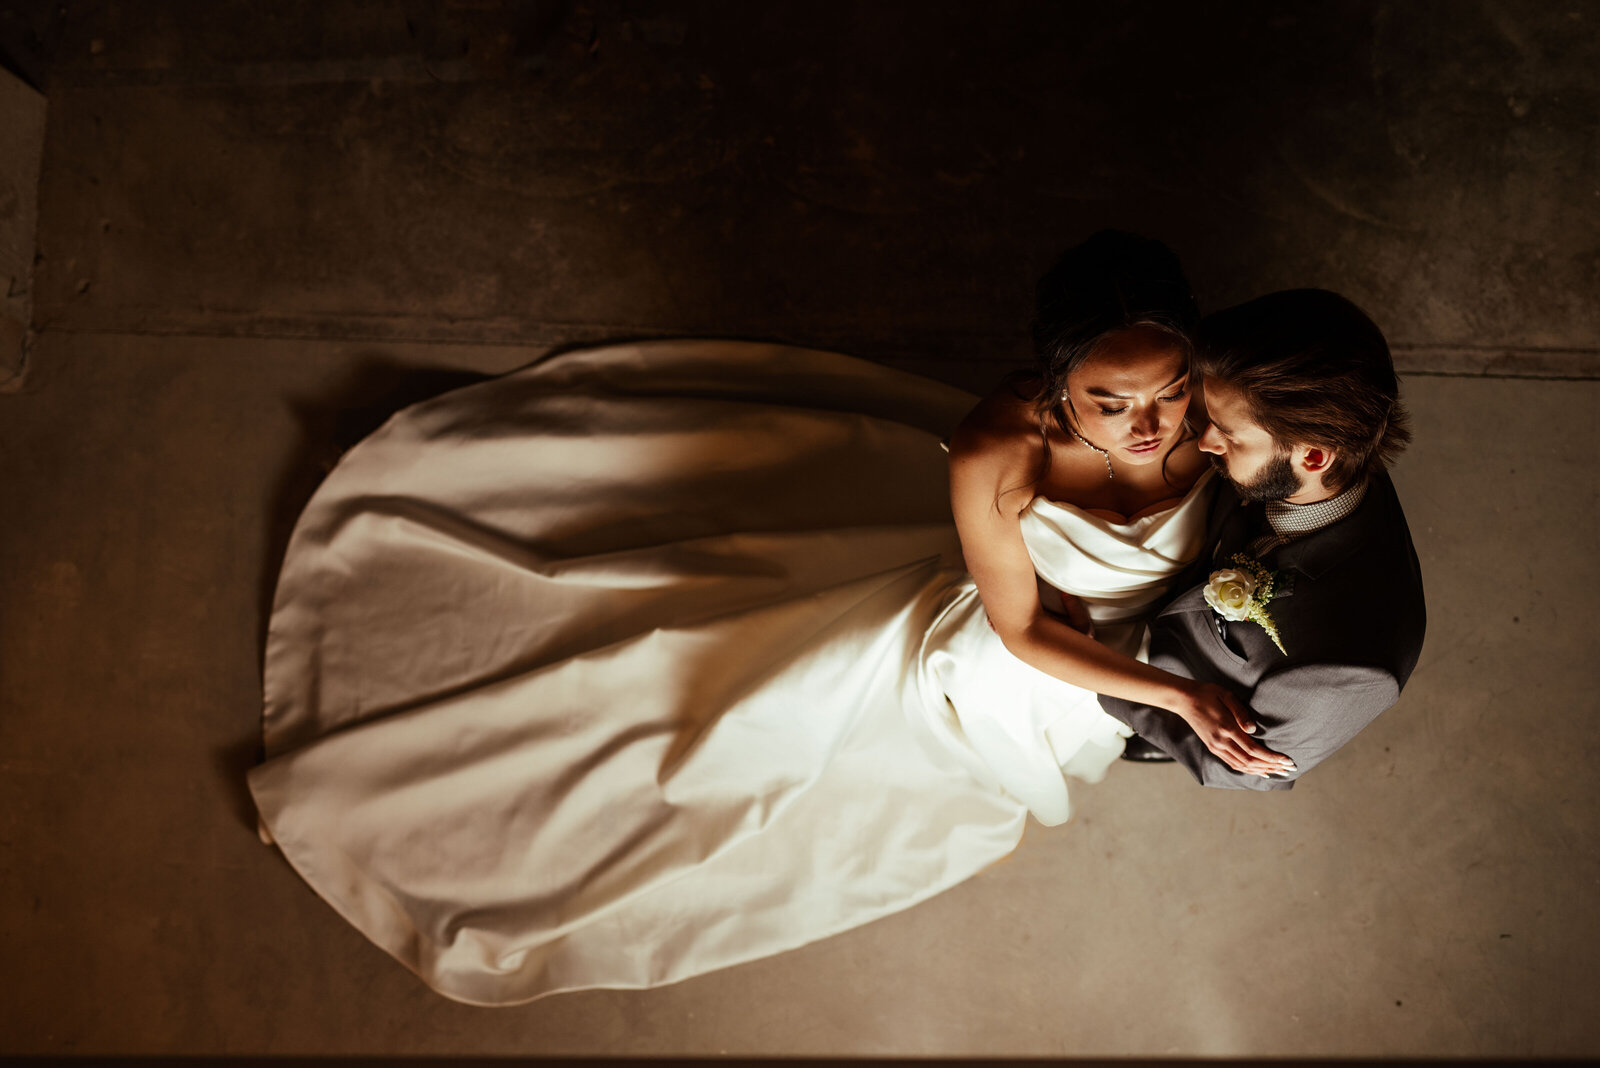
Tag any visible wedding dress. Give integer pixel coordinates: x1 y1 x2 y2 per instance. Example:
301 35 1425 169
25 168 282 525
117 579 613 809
248 340 1215 1006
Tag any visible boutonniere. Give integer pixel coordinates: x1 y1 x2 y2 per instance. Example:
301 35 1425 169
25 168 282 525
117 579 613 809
1203 554 1287 654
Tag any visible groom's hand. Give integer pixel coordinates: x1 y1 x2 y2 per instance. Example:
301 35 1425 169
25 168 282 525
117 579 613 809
1055 592 1096 638
1178 682 1297 778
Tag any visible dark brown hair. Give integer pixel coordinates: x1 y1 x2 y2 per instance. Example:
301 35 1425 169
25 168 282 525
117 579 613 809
1195 289 1411 491
1018 230 1200 485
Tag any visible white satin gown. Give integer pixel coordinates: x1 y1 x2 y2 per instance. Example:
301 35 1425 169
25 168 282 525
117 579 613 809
247 340 1215 1005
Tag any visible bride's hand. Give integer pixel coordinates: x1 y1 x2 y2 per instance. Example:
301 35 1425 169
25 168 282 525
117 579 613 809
1176 682 1296 778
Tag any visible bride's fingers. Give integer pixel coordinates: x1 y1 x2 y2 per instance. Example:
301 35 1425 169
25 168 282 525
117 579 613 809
1210 737 1260 774
1226 695 1257 735
1194 709 1294 774
1213 723 1268 764
1220 721 1294 770
1221 749 1256 774
1239 735 1292 768
1213 689 1255 734
1251 740 1297 772
1215 737 1283 776
1236 750 1291 776
1232 748 1276 775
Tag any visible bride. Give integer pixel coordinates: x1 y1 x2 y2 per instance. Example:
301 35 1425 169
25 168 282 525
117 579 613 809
248 231 1279 1006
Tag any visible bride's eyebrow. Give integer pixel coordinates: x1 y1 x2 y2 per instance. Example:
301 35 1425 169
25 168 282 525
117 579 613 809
1085 370 1190 400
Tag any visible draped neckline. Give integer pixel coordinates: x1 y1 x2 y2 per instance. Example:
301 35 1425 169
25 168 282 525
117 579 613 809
1030 467 1216 529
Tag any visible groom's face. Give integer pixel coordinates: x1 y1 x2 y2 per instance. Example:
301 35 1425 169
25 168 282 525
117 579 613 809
1196 379 1304 502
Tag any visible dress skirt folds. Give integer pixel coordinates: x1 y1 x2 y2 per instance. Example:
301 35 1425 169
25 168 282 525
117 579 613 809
247 340 1213 1005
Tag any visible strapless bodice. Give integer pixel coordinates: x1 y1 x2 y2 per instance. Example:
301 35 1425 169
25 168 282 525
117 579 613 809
1019 469 1216 627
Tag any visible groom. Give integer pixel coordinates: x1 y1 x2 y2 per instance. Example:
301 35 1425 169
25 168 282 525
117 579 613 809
1099 289 1426 789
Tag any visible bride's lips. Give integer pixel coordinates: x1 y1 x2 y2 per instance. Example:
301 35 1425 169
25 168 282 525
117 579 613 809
1125 439 1163 454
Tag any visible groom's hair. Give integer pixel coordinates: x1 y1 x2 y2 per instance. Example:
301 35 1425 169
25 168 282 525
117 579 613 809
1195 289 1411 491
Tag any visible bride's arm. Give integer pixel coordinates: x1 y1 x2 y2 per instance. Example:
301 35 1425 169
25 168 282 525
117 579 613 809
947 410 1294 778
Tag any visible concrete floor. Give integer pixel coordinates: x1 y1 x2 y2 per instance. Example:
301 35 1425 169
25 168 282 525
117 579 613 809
2 1 1597 1057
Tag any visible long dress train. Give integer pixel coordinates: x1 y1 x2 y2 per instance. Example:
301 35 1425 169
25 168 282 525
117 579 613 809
247 340 1214 1005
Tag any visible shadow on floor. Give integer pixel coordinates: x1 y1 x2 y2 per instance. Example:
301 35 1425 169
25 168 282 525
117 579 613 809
216 356 496 835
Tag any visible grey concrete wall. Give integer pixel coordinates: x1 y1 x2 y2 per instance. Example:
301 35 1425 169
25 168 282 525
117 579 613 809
24 1 1600 377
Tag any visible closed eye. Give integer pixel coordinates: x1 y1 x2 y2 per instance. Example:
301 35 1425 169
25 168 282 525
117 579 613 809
1101 386 1185 416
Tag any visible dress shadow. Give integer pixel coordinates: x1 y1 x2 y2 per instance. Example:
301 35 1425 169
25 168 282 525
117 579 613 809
216 356 497 837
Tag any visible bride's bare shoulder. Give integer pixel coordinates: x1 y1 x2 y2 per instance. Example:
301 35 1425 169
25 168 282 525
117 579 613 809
948 376 1047 500
951 376 1042 449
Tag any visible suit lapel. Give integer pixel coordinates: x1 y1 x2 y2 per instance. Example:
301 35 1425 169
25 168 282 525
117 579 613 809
1157 483 1253 620
1158 582 1213 619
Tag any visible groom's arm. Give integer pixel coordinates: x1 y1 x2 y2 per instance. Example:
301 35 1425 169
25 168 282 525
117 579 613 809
1243 663 1400 784
1102 661 1400 791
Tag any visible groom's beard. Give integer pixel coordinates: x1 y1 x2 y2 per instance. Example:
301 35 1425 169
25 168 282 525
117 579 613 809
1211 450 1303 502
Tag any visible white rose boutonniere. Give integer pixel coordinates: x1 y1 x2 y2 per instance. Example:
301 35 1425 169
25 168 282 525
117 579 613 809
1203 553 1287 654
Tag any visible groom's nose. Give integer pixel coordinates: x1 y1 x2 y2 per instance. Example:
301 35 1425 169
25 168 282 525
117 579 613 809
1198 424 1224 454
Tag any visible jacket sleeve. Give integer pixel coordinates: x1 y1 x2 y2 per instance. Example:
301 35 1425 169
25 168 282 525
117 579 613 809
1245 662 1400 782
1100 661 1400 791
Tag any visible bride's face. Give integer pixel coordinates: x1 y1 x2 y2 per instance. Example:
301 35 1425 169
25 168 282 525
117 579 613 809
1064 326 1192 466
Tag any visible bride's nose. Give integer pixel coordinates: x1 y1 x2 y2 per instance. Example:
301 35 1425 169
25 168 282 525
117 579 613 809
1131 405 1160 439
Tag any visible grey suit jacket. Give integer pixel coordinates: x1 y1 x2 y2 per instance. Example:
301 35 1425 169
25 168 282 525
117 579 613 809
1099 471 1426 790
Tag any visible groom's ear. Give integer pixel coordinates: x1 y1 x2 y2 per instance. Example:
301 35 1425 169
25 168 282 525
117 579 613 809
1297 445 1336 476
